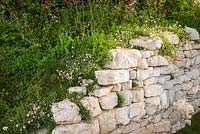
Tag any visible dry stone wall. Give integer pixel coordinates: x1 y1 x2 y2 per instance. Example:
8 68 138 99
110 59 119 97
51 27 200 134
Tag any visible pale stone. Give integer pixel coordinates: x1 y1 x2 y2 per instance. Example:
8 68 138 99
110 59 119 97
171 122 182 133
145 97 160 115
159 65 174 75
176 50 185 59
184 50 199 58
163 80 174 90
153 114 161 124
93 86 112 97
129 102 145 119
129 36 162 50
173 70 184 77
184 26 200 40
68 86 87 95
144 84 163 97
140 118 149 127
162 107 173 119
98 110 116 134
130 70 137 79
121 80 132 90
132 89 144 102
162 31 179 44
146 123 155 133
52 119 99 134
160 91 169 109
112 84 121 92
183 41 193 50
136 67 153 80
115 107 130 125
187 85 199 95
144 77 158 85
152 67 161 76
138 58 148 69
104 49 142 69
95 70 129 85
154 120 171 133
175 91 184 101
141 51 154 58
130 127 149 134
168 89 175 104
51 99 81 125
191 68 200 79
185 120 191 126
120 121 140 133
158 75 171 84
81 97 102 117
119 90 132 106
194 55 200 65
181 82 193 91
169 100 194 124
99 93 118 109
148 56 169 66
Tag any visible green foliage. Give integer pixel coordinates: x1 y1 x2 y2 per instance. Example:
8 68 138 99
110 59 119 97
117 93 125 107
159 37 176 58
66 92 91 121
176 112 200 134
132 81 139 88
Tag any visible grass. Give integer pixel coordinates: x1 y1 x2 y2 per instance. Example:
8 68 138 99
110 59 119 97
176 112 200 134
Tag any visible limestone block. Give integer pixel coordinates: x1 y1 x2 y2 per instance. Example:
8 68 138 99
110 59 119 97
147 56 169 66
181 82 193 91
115 107 130 125
51 99 81 125
187 86 199 95
144 84 163 97
130 70 137 79
98 110 116 134
130 127 150 134
184 50 199 58
119 90 132 106
160 91 169 109
81 97 102 117
145 97 160 115
68 86 87 95
120 121 140 133
154 120 171 133
112 84 121 92
129 36 162 50
99 93 118 109
141 50 154 58
144 77 158 85
158 75 171 84
95 70 129 85
93 86 112 97
52 119 99 134
162 31 179 44
183 41 193 50
184 26 200 40
104 49 142 69
132 89 144 102
138 58 148 69
136 67 153 80
121 80 132 90
129 102 145 119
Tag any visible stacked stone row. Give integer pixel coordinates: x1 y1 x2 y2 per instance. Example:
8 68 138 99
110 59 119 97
51 27 200 134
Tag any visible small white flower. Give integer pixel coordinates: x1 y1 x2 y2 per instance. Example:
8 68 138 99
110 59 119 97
2 126 8 131
16 124 19 128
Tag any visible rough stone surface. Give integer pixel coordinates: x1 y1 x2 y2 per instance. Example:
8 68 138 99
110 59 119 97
184 26 200 40
95 70 129 85
160 91 169 109
98 110 116 134
52 119 99 134
144 77 158 85
148 56 169 66
144 84 163 97
129 102 145 119
68 86 87 95
104 49 142 69
99 93 118 109
51 99 81 125
138 58 149 69
145 97 160 115
130 127 150 134
162 31 179 44
112 84 121 92
137 67 153 80
129 36 162 50
154 120 171 133
93 86 112 97
130 70 137 79
132 89 144 102
115 107 130 125
121 80 132 90
81 97 102 117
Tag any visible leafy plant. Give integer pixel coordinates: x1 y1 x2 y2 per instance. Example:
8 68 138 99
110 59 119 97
117 93 125 107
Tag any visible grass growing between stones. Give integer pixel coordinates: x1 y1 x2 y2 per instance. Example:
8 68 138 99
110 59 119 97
176 112 200 134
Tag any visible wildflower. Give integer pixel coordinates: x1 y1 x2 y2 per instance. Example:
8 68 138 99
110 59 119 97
2 126 8 131
16 124 19 128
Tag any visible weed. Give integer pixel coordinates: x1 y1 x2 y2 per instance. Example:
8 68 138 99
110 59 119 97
117 93 125 107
